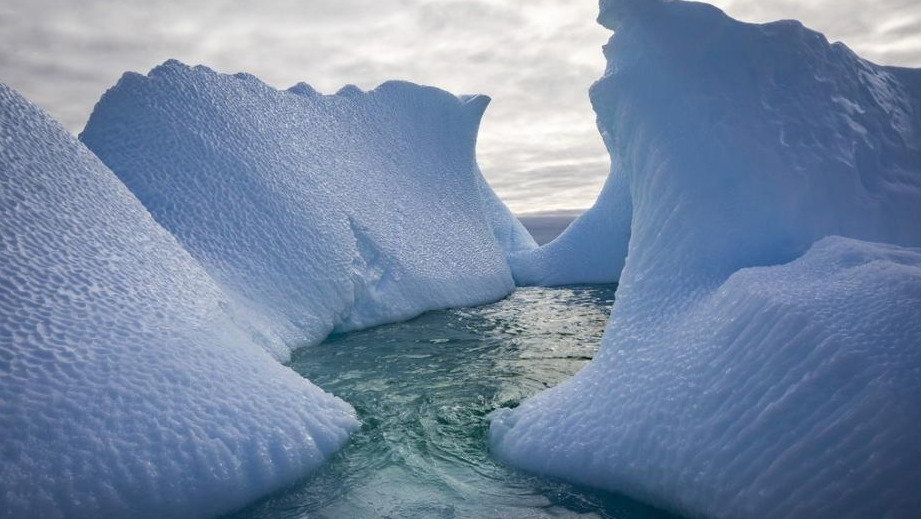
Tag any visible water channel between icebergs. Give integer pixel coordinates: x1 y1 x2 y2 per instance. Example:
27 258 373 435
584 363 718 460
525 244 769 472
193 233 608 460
228 285 681 519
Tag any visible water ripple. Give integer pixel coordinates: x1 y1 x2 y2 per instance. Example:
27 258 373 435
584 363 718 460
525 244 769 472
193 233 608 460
227 285 681 519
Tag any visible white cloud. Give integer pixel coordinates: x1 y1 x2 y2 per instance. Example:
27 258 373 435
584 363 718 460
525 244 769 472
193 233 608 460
1 0 917 213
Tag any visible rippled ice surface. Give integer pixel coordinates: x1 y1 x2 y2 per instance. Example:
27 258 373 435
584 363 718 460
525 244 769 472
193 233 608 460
228 286 679 519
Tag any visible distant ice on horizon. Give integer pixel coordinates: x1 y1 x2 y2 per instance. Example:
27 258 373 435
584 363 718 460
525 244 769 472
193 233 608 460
517 209 583 245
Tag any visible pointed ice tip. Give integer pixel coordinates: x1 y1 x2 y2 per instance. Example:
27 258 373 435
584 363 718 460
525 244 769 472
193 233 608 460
460 94 491 109
161 58 187 69
148 59 190 78
460 94 490 124
598 0 668 30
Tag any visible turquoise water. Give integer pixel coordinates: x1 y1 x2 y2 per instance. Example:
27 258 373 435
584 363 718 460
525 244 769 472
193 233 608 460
228 285 679 519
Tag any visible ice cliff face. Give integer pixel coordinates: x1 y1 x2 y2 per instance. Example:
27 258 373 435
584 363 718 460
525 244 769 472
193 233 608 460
492 1 921 518
80 61 535 360
511 0 921 288
495 236 921 518
0 83 358 519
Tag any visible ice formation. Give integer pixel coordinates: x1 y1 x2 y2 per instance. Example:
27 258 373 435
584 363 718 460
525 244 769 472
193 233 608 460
0 83 358 519
80 62 535 360
492 1 921 518
494 237 921 518
511 0 921 288
510 169 631 285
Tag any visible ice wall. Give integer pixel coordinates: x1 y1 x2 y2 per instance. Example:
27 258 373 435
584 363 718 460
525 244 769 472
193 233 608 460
0 83 358 519
491 1 921 517
511 0 921 288
494 237 921 518
509 163 631 285
81 62 534 360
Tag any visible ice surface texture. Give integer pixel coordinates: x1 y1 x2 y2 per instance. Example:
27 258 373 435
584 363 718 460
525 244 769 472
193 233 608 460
492 1 921 518
0 83 358 519
511 0 921 287
494 237 921 518
81 62 534 360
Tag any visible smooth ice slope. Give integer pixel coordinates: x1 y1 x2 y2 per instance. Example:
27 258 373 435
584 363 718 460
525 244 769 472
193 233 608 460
509 166 631 285
0 83 358 519
476 169 539 256
492 1 921 518
81 62 534 359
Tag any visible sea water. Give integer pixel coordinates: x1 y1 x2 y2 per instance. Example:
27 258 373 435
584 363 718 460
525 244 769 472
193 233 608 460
227 286 679 518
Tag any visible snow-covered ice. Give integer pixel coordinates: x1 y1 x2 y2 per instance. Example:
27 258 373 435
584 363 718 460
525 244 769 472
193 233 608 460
492 1 921 518
0 82 358 519
80 62 535 360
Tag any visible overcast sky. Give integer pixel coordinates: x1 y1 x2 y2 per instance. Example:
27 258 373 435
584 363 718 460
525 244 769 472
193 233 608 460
1 0 919 213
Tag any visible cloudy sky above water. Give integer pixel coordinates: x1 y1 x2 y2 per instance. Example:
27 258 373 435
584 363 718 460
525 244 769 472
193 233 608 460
2 1 919 213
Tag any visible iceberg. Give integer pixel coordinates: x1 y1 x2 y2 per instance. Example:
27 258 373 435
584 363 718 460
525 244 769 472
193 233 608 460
510 0 921 288
0 83 358 519
80 62 535 360
494 237 921 518
491 1 921 517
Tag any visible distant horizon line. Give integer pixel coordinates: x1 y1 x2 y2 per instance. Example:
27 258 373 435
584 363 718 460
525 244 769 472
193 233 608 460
514 208 587 218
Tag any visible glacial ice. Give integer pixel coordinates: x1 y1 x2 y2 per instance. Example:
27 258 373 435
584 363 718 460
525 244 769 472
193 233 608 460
80 62 535 360
492 1 921 518
509 165 631 285
0 83 358 519
510 0 921 288
493 237 921 518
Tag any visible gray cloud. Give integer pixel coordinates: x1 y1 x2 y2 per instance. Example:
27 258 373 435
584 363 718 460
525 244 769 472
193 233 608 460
1 0 918 213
